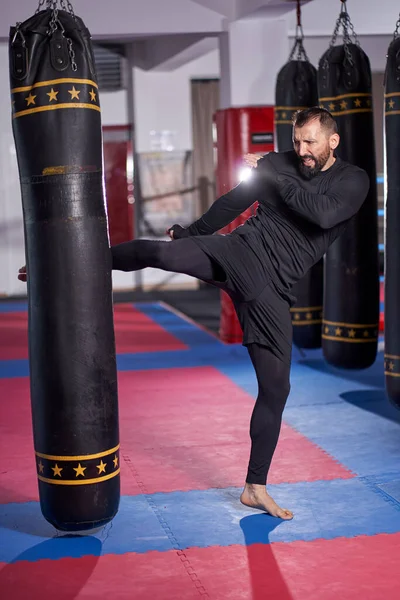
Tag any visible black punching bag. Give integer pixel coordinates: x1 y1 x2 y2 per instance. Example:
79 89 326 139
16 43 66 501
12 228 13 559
318 4 379 369
9 4 120 530
384 29 400 408
275 32 323 349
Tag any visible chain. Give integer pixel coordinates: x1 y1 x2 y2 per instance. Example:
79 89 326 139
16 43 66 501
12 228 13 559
324 0 359 70
34 0 79 70
47 1 59 35
35 0 47 13
288 0 310 62
394 14 400 39
36 0 76 18
60 0 76 19
11 22 26 47
67 36 77 71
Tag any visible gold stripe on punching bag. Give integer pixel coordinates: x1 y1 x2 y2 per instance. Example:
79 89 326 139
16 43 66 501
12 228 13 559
290 305 323 326
319 92 372 116
36 444 121 486
9 5 120 532
11 78 100 118
322 321 378 343
274 105 310 125
318 2 379 369
384 26 400 408
384 355 400 378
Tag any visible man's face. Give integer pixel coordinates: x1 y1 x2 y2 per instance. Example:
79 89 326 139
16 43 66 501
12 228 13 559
293 119 335 179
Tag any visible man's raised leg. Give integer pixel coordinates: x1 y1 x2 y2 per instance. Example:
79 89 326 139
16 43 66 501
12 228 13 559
111 238 224 283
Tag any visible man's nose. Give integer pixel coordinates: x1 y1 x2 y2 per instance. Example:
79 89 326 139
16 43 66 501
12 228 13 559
298 143 308 156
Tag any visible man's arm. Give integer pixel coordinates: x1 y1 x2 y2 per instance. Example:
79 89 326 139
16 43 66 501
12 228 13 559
276 169 370 229
170 171 265 238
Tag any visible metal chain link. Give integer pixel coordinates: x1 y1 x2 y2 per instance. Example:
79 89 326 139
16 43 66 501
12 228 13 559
60 0 76 18
288 1 310 62
323 0 360 70
36 0 76 18
34 0 78 70
393 14 400 39
35 0 47 13
67 37 78 71
11 22 26 47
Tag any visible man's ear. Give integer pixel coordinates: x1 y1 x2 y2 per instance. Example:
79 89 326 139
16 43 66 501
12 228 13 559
330 133 340 150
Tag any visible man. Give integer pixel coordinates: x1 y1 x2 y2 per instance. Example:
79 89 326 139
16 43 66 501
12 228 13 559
19 107 369 520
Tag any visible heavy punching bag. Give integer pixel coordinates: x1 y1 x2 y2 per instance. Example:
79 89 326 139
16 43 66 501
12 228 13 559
318 0 379 369
9 1 120 530
384 18 400 408
275 1 323 349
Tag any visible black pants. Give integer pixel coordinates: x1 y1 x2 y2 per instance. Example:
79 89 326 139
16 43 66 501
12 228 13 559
112 238 291 484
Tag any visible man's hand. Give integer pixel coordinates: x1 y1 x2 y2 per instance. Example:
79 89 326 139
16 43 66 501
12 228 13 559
166 224 189 240
243 153 265 169
18 265 27 282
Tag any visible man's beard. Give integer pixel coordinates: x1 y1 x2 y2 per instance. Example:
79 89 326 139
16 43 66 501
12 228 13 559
298 148 330 179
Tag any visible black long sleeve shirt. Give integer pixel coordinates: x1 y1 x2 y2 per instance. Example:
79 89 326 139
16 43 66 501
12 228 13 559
178 150 370 293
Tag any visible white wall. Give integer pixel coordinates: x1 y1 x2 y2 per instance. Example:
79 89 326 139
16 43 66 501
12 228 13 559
134 48 220 152
286 0 400 37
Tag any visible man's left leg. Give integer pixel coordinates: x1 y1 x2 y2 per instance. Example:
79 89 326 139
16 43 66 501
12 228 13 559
240 343 293 519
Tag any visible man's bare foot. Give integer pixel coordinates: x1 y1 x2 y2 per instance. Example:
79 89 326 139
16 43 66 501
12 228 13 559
240 483 293 520
18 265 27 282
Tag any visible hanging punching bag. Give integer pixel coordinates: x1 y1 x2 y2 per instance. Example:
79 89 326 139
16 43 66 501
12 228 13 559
275 11 323 349
9 2 120 530
384 23 400 408
318 1 379 369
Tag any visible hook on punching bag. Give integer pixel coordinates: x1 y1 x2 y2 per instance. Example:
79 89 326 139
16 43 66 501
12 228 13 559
318 0 379 369
384 17 400 408
9 1 120 531
275 0 323 349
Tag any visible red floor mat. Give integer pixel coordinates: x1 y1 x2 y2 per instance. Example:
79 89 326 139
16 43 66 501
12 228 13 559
113 303 187 354
0 551 201 600
0 367 352 503
1 533 399 599
0 304 186 360
185 533 400 599
0 312 28 360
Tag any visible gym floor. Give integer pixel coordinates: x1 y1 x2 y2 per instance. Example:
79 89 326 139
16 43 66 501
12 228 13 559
0 292 400 599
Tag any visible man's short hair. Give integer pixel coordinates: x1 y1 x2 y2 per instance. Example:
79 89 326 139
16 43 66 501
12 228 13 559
292 106 338 135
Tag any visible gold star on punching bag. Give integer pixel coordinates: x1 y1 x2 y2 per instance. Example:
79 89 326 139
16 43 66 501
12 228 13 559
52 464 63 477
68 86 80 100
89 89 97 102
388 99 395 110
113 455 119 468
25 93 36 106
97 460 107 474
73 463 87 477
354 98 362 107
47 88 59 102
